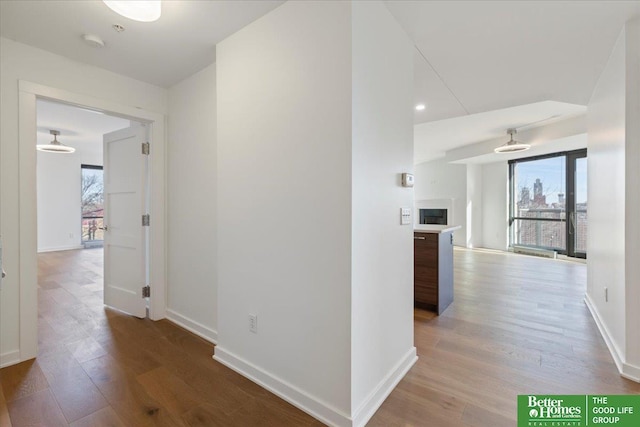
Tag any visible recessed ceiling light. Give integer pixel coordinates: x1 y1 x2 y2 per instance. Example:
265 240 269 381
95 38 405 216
103 1 161 22
415 104 426 111
83 34 105 48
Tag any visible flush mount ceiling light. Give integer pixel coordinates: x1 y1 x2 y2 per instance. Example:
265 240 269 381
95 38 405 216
494 128 531 154
415 103 426 111
37 130 76 154
103 1 161 22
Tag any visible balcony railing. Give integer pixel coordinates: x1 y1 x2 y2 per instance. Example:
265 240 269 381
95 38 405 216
82 216 104 243
511 208 587 253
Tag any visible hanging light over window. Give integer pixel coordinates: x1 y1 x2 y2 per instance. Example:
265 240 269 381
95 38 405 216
103 1 161 22
494 128 531 153
37 130 76 154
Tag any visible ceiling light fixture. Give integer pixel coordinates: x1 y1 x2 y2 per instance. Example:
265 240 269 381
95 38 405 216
37 130 76 154
103 1 161 22
415 104 426 111
494 128 531 154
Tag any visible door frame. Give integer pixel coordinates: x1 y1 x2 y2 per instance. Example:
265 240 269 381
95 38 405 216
18 80 167 361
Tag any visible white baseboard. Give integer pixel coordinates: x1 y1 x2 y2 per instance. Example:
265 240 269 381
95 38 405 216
214 346 352 427
166 309 217 344
622 362 640 382
352 347 418 427
585 295 640 383
37 245 83 253
584 294 625 373
0 350 21 368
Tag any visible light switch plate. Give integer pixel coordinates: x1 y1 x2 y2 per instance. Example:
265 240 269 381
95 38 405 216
401 207 411 225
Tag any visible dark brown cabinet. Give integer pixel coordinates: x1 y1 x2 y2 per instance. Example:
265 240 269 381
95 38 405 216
414 231 454 315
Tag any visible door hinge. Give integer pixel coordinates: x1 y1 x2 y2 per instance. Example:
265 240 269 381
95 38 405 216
142 142 150 155
142 214 150 226
142 285 151 298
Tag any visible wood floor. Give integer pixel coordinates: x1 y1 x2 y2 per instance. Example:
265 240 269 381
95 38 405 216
1 248 638 426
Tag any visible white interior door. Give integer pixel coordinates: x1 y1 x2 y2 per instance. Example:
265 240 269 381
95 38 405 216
103 124 148 318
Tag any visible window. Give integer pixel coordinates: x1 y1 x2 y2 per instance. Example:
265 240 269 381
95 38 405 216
81 165 104 246
509 149 587 257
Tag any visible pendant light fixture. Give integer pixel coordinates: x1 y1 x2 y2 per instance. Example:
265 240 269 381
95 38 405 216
103 1 161 22
37 130 76 154
494 128 531 154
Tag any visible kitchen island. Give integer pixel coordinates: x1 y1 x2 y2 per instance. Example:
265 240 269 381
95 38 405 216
414 225 461 315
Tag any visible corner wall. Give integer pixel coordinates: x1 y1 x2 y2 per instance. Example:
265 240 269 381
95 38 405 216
167 63 218 343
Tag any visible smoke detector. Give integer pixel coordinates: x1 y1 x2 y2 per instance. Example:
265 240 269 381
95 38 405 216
83 34 105 48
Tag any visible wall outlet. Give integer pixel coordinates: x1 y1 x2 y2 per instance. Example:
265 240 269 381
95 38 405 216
249 314 258 333
605 287 608 302
69 233 74 239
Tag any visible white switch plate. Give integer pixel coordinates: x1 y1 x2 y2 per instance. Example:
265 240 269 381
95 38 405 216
401 207 411 225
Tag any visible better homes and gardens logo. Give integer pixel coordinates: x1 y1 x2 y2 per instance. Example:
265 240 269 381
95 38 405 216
518 395 640 427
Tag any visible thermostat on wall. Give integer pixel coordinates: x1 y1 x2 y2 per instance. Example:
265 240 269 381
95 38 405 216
402 173 414 187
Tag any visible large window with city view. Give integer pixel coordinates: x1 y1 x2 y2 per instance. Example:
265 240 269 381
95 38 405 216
81 165 104 248
509 149 587 258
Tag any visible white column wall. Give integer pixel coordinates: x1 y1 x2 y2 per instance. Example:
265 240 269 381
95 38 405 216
215 1 353 421
350 1 416 423
167 63 218 342
481 162 509 251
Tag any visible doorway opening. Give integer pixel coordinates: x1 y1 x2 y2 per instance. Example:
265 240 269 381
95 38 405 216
36 98 150 321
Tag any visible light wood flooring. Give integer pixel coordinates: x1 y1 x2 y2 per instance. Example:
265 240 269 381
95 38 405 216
1 248 638 426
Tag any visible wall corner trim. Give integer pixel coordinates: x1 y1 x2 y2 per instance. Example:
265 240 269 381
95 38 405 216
166 309 217 344
352 347 418 427
584 294 626 375
213 346 352 427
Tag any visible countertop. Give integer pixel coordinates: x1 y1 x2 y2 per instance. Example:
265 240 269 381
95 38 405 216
414 225 462 234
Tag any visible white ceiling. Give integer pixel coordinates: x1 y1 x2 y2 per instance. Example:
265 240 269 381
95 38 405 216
414 101 586 164
393 1 640 124
37 100 130 154
0 0 284 88
4 1 640 164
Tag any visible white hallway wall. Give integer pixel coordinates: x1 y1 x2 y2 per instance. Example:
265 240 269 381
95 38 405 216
0 37 168 366
215 1 353 422
166 63 218 342
585 20 640 380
